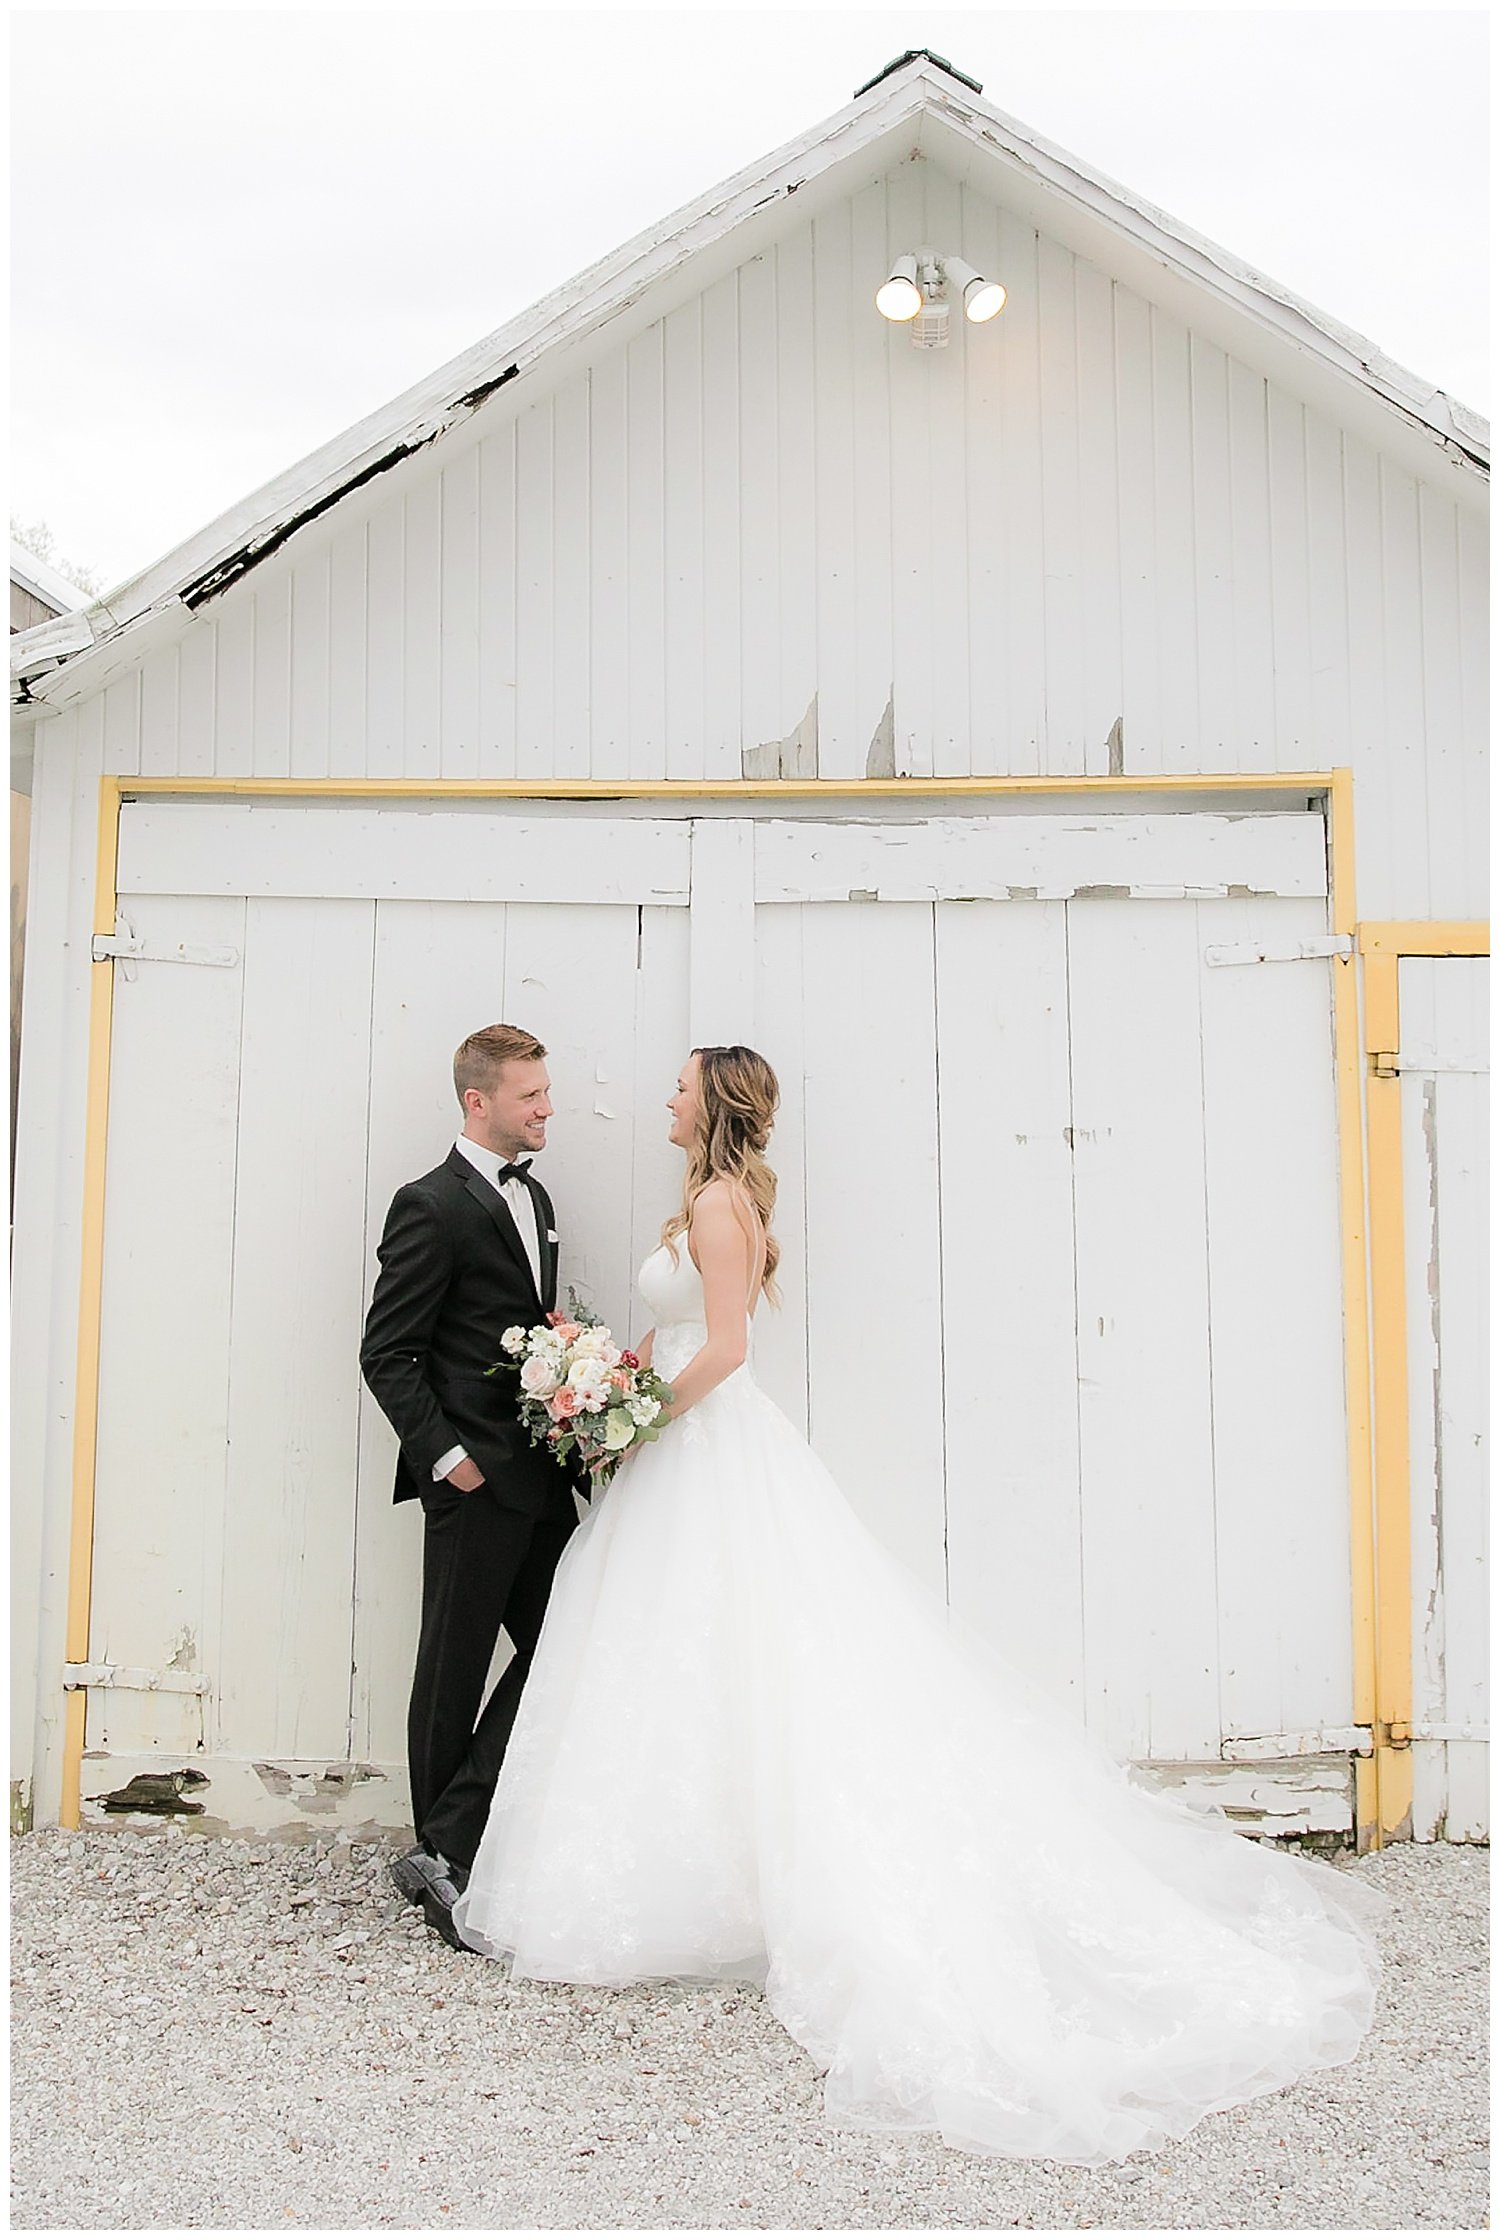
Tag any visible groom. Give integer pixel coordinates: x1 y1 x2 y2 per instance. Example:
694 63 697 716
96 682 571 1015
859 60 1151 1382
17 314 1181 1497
360 1023 582 1947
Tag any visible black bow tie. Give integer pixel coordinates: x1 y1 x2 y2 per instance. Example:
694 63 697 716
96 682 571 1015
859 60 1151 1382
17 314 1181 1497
496 1159 534 1187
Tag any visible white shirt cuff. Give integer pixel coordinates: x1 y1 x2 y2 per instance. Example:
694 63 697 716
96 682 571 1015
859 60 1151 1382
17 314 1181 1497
432 1445 468 1482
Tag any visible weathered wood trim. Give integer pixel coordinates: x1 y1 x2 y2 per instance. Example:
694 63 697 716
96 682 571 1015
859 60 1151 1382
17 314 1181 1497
107 771 1344 800
60 776 121 1828
1327 768 1380 1847
1359 920 1490 957
72 1747 1361 1843
1133 1754 1358 1845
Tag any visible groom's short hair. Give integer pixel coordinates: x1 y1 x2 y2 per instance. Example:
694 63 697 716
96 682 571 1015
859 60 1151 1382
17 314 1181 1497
454 1023 548 1104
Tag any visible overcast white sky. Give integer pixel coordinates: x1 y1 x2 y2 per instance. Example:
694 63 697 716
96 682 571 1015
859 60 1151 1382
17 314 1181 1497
11 5 1490 595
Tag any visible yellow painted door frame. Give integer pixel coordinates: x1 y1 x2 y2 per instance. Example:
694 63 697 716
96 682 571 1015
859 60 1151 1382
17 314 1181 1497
61 770 1379 1833
1358 919 1490 1844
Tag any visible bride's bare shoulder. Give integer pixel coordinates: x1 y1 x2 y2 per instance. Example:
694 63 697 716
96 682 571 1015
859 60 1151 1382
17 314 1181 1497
686 1178 759 1266
688 1177 741 1237
694 1176 760 1229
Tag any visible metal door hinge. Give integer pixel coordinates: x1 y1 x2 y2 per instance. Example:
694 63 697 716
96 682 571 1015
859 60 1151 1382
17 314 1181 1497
92 915 239 972
63 1662 210 1696
1204 935 1354 968
1369 1050 1400 1079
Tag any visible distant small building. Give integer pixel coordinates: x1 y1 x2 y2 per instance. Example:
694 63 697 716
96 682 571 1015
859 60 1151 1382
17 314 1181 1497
11 542 93 636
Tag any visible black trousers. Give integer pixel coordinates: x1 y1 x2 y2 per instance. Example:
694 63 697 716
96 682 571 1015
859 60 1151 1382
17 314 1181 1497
408 1485 576 1872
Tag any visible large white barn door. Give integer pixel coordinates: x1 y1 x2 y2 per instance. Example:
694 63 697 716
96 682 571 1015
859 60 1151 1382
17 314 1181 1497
747 812 1356 1831
940 895 1352 1765
86 805 693 1829
85 800 1356 1839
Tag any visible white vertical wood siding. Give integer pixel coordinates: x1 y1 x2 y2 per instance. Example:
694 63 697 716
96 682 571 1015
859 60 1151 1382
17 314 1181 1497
1401 958 1488 1841
98 159 1485 919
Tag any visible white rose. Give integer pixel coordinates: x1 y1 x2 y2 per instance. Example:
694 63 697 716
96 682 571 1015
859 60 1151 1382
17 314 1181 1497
520 1356 560 1399
569 1328 620 1368
569 1365 611 1411
600 1408 636 1451
627 1395 660 1427
500 1326 528 1357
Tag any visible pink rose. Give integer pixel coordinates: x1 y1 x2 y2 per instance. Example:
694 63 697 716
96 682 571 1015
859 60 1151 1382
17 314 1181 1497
548 1386 579 1421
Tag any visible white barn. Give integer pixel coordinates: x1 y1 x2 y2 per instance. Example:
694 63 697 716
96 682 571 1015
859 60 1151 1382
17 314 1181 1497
11 52 1487 1852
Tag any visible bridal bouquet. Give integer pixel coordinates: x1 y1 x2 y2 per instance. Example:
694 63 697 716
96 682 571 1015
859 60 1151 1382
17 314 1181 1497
490 1290 674 1484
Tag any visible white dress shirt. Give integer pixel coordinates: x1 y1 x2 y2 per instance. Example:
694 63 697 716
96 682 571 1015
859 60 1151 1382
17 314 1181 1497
432 1136 545 1483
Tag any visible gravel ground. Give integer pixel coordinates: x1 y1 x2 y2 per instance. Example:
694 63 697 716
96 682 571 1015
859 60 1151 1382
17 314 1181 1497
10 1826 1487 2231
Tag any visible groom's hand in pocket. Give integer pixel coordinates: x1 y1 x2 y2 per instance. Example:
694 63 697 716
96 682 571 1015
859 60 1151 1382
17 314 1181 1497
445 1457 486 1493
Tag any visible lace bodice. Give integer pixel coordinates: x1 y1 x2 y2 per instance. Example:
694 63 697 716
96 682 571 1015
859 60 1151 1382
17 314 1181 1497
637 1241 752 1388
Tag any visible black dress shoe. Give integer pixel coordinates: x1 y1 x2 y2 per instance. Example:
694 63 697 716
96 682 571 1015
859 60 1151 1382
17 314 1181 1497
390 1846 470 1908
420 1882 470 1952
391 1847 472 1948
390 1846 438 1908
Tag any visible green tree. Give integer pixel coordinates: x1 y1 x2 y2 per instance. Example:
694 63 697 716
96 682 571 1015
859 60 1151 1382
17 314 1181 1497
10 516 102 597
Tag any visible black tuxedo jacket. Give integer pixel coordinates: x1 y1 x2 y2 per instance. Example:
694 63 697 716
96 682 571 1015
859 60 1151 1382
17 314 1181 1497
360 1146 577 1520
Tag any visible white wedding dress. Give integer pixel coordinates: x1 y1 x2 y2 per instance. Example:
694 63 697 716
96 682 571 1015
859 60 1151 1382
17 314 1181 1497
453 1242 1386 2165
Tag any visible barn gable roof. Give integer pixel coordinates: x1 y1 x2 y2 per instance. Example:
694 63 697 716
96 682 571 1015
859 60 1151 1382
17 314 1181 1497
13 49 1488 708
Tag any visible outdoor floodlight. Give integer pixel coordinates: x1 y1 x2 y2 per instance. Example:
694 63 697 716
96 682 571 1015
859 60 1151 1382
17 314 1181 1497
875 255 923 321
876 251 1007 337
942 254 1008 323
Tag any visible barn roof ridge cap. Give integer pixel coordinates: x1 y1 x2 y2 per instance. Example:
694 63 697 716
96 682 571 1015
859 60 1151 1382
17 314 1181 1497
12 57 1488 707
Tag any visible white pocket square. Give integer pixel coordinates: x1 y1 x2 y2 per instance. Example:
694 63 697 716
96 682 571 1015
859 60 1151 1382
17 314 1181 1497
547 1229 559 1243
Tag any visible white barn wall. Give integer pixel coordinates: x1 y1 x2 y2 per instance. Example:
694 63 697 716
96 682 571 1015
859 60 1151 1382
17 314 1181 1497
11 148 1487 1829
83 160 1486 912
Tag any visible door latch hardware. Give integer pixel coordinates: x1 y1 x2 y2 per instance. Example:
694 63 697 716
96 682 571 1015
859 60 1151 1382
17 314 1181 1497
92 917 239 972
1204 935 1354 968
63 1662 210 1696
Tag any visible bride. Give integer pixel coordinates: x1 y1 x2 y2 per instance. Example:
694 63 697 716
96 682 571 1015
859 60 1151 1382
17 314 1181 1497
453 1045 1386 2166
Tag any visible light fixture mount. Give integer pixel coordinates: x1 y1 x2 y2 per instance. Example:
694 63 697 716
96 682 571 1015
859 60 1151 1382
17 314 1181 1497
910 302 951 352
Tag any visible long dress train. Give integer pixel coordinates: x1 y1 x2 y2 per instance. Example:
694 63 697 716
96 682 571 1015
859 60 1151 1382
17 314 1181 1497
453 1243 1386 2165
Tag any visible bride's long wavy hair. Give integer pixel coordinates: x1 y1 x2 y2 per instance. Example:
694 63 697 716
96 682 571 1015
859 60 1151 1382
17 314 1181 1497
661 1045 781 1302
